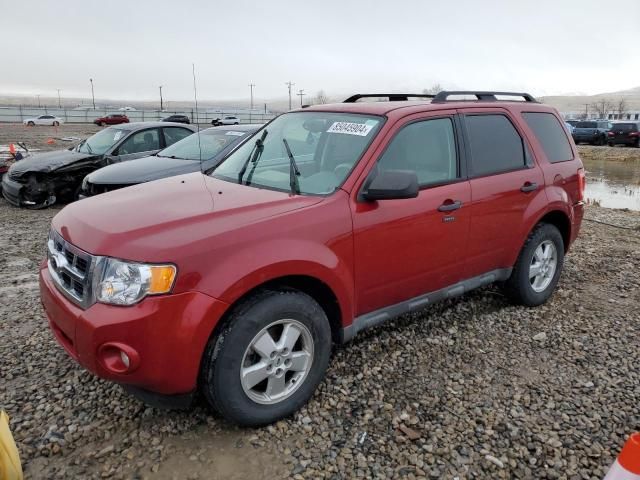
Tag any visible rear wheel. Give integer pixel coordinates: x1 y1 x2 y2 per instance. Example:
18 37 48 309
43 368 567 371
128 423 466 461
53 121 59 127
100 122 106 127
502 223 564 306
200 290 331 426
27 121 34 126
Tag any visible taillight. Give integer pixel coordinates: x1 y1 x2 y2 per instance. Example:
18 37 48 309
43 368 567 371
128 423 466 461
577 168 586 202
629 132 639 137
608 131 615 137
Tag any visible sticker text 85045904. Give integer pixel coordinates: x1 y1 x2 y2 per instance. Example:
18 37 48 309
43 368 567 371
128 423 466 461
327 122 374 136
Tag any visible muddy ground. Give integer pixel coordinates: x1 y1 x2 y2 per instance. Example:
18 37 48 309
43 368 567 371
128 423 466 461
0 124 639 479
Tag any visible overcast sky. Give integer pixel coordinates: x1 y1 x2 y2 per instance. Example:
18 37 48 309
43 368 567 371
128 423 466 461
1 0 638 103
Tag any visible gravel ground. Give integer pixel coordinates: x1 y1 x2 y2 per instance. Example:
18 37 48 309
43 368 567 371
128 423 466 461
0 125 639 479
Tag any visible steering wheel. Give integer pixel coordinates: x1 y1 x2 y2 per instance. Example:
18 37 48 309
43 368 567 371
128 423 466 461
333 163 352 178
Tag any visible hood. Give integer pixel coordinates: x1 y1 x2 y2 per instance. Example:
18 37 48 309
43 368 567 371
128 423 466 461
52 173 324 261
8 149 98 176
86 155 202 185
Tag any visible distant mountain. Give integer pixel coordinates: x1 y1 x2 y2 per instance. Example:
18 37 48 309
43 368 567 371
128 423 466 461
540 86 640 114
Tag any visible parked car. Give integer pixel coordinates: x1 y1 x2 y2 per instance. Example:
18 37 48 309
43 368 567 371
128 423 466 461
565 119 579 127
607 122 640 147
94 114 129 126
2 122 196 208
40 91 584 426
162 114 191 124
23 115 64 126
212 116 240 126
80 125 259 197
572 120 612 145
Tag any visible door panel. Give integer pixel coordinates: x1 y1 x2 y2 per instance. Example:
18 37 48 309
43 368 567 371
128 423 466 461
460 109 545 277
351 111 470 316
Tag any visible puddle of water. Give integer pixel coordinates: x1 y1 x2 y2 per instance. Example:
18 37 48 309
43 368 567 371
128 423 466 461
582 158 640 211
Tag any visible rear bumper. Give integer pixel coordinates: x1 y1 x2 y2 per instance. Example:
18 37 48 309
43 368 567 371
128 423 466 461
39 262 230 395
610 138 638 145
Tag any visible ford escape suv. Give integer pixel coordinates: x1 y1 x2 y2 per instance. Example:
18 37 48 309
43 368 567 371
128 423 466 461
39 91 585 426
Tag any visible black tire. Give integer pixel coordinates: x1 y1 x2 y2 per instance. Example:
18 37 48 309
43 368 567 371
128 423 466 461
27 121 34 126
234 122 239 125
53 121 59 126
608 142 614 147
200 290 332 427
502 223 564 307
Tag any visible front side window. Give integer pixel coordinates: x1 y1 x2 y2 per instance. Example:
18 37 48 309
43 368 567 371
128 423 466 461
376 118 457 186
118 129 160 155
213 112 383 195
576 121 597 128
522 112 573 163
465 114 525 176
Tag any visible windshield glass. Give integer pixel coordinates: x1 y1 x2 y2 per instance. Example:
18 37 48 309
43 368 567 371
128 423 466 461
213 112 383 195
78 128 128 154
576 122 597 129
158 129 246 160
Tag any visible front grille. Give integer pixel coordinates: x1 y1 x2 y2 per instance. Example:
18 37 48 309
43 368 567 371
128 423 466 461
47 230 97 308
85 182 130 196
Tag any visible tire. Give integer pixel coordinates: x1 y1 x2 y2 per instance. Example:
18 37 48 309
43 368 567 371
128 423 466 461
27 121 34 126
200 290 332 427
502 223 564 307
53 121 59 127
608 142 614 147
234 122 239 125
100 122 105 127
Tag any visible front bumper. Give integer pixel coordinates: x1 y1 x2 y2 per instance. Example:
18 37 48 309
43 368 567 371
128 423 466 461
39 262 230 395
573 134 599 143
1 175 23 206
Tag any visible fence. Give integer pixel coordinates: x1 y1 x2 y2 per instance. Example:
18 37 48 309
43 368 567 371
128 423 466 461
0 106 278 125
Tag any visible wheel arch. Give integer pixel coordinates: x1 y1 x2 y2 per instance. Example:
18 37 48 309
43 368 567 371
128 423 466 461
532 209 572 252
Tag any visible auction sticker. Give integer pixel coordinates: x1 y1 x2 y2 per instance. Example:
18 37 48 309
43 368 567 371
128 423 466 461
327 122 373 136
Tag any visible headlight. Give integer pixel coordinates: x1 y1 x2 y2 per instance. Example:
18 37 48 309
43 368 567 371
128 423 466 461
96 258 176 306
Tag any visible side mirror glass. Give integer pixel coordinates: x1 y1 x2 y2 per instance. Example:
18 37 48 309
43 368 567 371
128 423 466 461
362 169 419 201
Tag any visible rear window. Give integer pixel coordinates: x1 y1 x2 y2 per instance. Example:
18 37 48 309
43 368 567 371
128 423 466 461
576 122 596 128
522 112 573 163
613 123 638 132
465 114 526 177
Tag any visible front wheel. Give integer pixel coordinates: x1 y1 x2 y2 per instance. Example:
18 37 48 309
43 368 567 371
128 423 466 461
200 290 331 426
502 223 564 306
53 121 59 126
27 121 34 126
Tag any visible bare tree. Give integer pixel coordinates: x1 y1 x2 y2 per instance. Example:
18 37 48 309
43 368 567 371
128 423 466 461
616 98 628 119
313 90 329 104
422 83 444 95
590 98 613 119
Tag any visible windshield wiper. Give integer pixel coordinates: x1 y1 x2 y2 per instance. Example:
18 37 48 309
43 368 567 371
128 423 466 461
238 129 268 184
282 138 300 195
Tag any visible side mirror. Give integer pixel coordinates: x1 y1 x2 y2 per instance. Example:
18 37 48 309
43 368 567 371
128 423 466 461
362 169 419 201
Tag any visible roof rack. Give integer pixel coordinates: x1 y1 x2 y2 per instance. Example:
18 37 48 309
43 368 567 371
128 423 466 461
432 91 538 103
343 93 435 103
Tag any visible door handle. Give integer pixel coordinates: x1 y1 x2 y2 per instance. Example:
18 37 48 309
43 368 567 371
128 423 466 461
438 200 462 212
520 182 538 193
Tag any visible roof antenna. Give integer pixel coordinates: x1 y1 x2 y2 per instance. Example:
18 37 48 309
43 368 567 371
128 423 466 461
192 63 203 173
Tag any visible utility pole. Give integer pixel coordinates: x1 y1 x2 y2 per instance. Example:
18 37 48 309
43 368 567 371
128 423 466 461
285 81 295 110
297 89 305 107
583 103 589 119
36 94 41 108
56 89 62 108
159 85 164 111
248 83 255 110
248 83 255 122
89 78 96 109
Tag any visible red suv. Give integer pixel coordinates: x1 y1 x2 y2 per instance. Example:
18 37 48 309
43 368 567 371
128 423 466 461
93 113 130 126
40 91 585 426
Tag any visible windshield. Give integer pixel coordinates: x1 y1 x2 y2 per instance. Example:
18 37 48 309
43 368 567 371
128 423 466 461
158 129 246 161
77 128 128 155
213 112 383 195
576 122 597 129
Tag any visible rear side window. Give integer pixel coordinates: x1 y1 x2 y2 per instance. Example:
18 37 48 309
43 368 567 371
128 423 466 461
522 112 573 163
377 117 458 186
465 114 525 177
163 127 192 146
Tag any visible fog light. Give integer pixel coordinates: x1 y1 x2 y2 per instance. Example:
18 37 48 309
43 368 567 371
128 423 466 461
98 343 140 374
120 351 130 369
